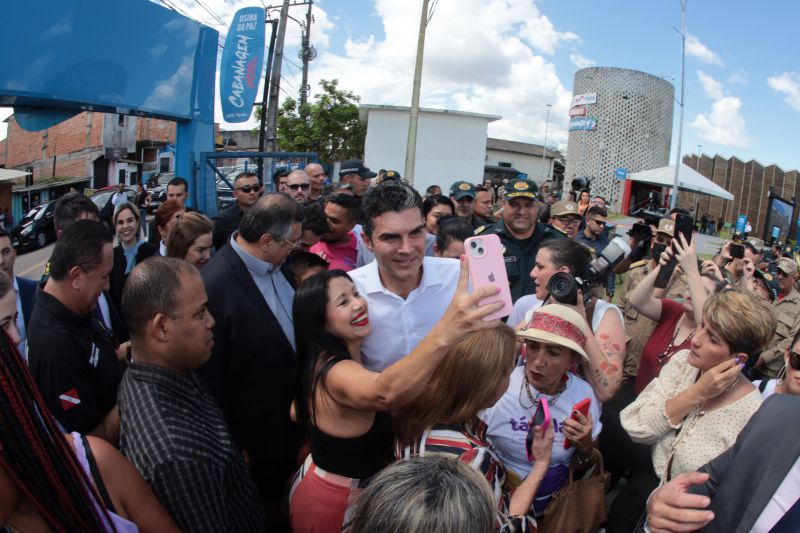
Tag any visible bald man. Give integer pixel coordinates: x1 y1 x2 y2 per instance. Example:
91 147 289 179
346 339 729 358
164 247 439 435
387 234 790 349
305 163 327 202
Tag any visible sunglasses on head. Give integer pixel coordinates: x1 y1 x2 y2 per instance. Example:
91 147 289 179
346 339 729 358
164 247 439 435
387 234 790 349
237 184 262 193
789 350 800 371
288 183 310 191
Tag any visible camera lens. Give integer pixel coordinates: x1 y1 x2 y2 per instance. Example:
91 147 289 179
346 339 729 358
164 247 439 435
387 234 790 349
547 272 578 305
470 241 477 248
478 248 484 254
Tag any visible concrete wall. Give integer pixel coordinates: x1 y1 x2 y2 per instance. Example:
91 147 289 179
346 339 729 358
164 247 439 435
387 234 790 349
363 107 496 195
485 148 553 183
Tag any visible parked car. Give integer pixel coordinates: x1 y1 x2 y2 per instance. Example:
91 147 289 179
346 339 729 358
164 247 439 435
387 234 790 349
90 186 137 231
10 201 57 251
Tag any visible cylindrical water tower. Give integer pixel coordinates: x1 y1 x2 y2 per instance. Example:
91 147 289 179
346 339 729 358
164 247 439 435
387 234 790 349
564 67 674 210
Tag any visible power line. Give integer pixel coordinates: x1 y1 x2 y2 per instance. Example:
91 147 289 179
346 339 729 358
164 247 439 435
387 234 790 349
193 0 227 27
427 0 439 25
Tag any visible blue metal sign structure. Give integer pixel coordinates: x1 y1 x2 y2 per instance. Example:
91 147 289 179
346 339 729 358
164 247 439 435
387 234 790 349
568 117 597 131
220 7 266 123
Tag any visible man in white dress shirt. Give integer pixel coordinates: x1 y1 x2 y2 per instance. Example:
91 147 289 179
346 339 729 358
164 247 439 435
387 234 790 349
349 181 460 371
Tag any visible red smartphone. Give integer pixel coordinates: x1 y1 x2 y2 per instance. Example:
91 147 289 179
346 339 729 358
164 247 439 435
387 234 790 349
526 398 551 462
564 398 591 449
464 234 513 320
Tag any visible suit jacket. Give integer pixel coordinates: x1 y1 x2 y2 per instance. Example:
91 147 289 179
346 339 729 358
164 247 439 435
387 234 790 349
689 394 800 532
211 203 244 250
16 275 38 328
109 243 159 316
199 242 298 499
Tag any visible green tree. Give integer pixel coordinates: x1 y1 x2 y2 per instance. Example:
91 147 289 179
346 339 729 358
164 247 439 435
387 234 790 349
257 79 366 163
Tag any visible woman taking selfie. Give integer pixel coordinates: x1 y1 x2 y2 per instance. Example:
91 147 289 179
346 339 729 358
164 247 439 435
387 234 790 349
481 304 601 517
616 288 775 528
289 260 502 533
395 325 553 532
512 238 625 402
110 202 158 313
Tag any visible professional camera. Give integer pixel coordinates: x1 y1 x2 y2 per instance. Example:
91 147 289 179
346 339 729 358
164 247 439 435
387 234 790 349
546 237 632 305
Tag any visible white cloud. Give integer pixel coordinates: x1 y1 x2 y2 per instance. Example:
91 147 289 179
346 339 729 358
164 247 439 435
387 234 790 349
690 96 750 148
569 53 596 69
697 70 723 99
768 72 800 112
686 34 724 66
728 69 748 85
301 0 576 148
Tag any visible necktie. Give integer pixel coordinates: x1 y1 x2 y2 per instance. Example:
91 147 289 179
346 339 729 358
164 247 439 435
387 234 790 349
770 496 800 533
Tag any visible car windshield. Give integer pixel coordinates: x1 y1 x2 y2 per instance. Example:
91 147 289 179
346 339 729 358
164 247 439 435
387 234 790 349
22 205 44 222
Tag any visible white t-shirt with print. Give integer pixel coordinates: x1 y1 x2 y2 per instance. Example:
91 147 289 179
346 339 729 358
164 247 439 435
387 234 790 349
480 367 602 480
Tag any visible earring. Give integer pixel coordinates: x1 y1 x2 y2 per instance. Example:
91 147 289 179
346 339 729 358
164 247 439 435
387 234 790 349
777 364 787 382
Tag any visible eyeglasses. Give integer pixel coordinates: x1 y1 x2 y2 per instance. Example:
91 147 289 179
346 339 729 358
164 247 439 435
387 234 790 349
556 216 581 225
272 235 304 251
789 350 800 371
288 183 310 191
589 219 606 226
236 184 262 193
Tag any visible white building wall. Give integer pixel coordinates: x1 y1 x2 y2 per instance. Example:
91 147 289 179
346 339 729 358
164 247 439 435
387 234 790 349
485 149 553 184
362 106 498 194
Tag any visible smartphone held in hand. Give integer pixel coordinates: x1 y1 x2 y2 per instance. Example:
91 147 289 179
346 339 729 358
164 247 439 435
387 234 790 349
464 234 513 320
564 398 591 449
526 398 551 462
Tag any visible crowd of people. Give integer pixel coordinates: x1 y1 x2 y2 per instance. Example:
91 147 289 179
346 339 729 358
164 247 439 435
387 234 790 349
1 162 799 533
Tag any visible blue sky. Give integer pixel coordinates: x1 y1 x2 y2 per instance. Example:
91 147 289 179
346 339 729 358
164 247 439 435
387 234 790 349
4 0 798 174
313 0 800 172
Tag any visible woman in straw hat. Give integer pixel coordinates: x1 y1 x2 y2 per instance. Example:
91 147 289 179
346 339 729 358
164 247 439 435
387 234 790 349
481 304 602 518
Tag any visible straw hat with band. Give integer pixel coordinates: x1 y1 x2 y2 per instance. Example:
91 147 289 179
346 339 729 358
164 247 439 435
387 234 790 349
517 304 589 361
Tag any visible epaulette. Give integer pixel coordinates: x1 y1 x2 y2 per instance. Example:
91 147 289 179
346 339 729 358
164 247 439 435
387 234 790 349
474 225 486 235
629 259 648 269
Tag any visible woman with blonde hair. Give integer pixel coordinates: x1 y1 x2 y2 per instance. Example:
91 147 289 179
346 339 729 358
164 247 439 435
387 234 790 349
110 201 158 313
166 211 214 268
395 324 553 532
615 289 776 529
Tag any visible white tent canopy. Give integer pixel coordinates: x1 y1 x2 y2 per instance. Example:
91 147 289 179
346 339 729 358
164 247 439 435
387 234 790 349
627 163 734 201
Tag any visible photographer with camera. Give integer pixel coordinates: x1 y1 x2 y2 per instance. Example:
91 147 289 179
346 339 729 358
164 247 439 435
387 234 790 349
512 238 626 402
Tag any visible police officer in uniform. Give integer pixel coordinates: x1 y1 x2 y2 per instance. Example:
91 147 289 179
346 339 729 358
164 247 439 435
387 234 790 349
754 256 800 379
618 218 686 382
547 200 582 239
474 179 560 303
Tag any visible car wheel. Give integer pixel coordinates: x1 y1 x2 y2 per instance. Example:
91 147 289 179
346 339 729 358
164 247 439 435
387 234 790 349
36 231 46 248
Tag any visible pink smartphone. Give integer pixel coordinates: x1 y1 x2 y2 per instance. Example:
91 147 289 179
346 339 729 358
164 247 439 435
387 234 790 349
526 398 551 462
463 234 513 321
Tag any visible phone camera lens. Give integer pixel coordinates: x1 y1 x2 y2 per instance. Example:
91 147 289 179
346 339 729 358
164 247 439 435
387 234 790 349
478 247 484 254
470 241 477 248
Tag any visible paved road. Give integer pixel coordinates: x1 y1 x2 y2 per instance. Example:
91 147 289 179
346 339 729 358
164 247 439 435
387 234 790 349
16 241 54 281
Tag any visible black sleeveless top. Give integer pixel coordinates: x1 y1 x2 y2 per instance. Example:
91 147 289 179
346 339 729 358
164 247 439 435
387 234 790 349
309 411 393 480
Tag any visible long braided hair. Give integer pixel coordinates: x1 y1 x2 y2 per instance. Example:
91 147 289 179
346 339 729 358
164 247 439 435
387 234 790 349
0 314 115 532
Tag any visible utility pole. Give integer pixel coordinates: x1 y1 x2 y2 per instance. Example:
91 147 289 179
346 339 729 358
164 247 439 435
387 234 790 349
265 0 290 153
257 19 278 184
404 0 430 187
670 0 687 210
299 0 314 105
541 104 551 182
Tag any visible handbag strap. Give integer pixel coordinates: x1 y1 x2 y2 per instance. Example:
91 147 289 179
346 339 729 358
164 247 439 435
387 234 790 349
81 435 117 513
566 448 604 485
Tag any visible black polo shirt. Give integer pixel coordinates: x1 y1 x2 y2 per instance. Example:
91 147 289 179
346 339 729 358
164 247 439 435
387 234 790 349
27 287 124 434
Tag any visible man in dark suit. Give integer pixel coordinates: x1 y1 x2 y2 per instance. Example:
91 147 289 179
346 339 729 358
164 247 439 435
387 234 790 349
201 193 304 529
212 171 262 250
0 228 36 354
646 394 800 532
